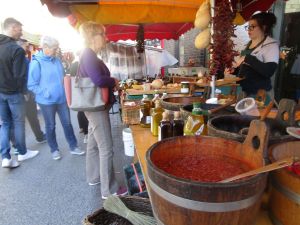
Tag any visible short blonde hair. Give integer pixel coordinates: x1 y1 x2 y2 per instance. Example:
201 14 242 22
79 21 105 47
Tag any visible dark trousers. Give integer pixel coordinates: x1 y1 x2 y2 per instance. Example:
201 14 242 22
78 111 88 135
25 92 44 141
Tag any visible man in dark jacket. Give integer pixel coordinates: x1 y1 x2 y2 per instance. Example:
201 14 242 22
0 17 39 168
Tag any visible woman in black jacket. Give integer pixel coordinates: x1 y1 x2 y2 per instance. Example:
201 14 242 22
226 12 279 100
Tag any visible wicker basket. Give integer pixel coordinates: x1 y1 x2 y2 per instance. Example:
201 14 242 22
83 196 153 225
121 101 141 125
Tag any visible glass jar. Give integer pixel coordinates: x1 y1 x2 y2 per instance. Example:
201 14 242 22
181 82 190 94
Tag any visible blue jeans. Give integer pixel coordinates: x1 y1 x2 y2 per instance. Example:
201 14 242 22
0 93 27 159
39 103 78 153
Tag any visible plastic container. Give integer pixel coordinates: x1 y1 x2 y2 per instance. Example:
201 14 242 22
235 97 259 116
122 128 135 157
206 97 218 104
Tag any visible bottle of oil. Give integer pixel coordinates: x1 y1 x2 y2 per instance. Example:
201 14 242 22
158 111 172 141
184 102 207 136
140 94 151 128
151 101 164 136
151 93 160 108
173 111 184 137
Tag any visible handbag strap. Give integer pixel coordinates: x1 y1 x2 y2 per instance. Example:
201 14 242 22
131 163 143 193
75 60 82 82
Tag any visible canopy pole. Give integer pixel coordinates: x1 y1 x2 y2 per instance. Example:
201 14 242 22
210 0 215 99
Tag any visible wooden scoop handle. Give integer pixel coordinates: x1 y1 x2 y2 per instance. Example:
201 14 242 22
219 156 298 183
260 100 274 121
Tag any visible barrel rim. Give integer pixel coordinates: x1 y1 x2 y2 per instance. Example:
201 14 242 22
268 140 300 179
208 114 293 141
146 135 265 188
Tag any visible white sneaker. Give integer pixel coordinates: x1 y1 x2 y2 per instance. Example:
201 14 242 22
2 158 20 168
83 135 88 144
88 181 101 186
70 147 85 155
52 150 62 160
18 149 39 162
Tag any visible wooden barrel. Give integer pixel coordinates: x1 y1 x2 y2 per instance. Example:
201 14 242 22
160 95 204 111
146 120 268 225
180 103 236 121
208 98 298 146
268 141 300 225
208 115 296 147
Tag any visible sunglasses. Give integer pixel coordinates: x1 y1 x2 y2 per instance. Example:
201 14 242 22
245 25 258 31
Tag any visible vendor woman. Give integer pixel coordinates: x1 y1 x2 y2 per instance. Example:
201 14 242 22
226 12 279 100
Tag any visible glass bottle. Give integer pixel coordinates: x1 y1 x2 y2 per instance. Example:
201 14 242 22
151 93 160 108
158 111 172 141
161 92 168 99
184 102 207 136
140 94 151 128
151 101 164 136
173 111 184 137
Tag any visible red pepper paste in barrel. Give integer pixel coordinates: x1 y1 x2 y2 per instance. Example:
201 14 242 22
153 155 254 182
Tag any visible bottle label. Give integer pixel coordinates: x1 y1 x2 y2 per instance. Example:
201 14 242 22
181 88 189 93
150 116 153 133
140 110 143 120
146 116 151 124
158 126 161 141
195 124 204 135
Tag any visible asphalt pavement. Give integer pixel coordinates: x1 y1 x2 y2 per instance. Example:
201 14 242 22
0 104 132 225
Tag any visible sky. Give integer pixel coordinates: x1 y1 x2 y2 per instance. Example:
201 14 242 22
0 0 83 51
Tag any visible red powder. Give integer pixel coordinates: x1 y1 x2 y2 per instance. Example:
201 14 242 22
154 155 253 182
286 163 300 176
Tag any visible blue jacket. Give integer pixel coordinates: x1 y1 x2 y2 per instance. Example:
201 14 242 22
27 50 66 105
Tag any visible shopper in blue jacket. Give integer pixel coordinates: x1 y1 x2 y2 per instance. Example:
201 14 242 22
28 36 84 160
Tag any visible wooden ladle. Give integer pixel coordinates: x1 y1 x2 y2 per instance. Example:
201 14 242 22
219 156 299 183
238 100 274 135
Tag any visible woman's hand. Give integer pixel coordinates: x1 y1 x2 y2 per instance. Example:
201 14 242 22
224 67 234 76
233 56 245 68
113 78 120 91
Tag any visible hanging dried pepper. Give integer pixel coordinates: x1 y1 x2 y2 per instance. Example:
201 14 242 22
136 24 145 54
208 0 239 79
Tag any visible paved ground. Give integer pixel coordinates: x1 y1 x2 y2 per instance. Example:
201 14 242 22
0 104 133 225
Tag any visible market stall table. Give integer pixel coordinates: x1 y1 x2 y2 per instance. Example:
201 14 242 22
129 125 273 225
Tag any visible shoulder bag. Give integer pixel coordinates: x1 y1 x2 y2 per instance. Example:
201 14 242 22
64 62 109 112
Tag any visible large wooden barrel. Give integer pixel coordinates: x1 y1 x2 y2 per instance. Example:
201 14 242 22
268 141 300 225
146 120 268 225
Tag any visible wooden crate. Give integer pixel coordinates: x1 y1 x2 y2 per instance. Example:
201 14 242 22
121 100 141 125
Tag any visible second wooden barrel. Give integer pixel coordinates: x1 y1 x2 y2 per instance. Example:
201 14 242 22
208 115 295 146
268 141 300 225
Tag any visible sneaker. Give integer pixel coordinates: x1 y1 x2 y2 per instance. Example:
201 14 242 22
83 135 88 144
102 187 128 200
52 150 61 160
18 149 39 162
88 181 101 186
116 187 128 196
70 147 85 155
102 193 116 200
36 134 47 144
2 158 20 168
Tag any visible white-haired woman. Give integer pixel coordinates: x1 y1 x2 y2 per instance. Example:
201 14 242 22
27 36 84 160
